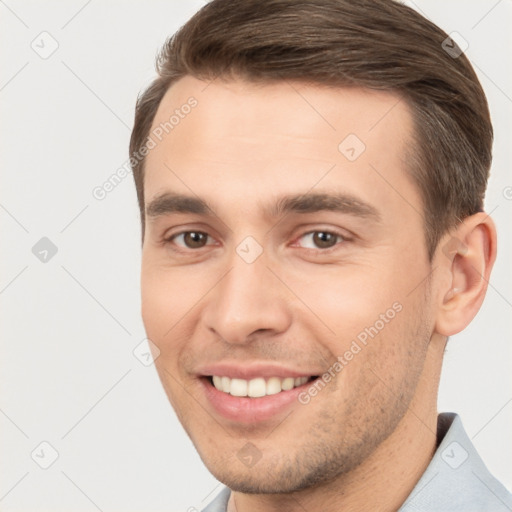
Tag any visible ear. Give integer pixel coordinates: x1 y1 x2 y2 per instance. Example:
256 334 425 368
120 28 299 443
434 212 497 337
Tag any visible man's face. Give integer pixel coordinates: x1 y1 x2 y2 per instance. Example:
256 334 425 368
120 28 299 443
141 76 437 492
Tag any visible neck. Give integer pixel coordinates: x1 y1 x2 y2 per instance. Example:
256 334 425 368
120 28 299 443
229 339 444 512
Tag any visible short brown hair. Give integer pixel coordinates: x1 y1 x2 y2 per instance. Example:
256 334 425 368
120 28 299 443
130 0 493 259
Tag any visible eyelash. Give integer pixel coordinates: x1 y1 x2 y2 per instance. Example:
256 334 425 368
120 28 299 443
292 231 348 252
163 229 350 254
163 231 217 251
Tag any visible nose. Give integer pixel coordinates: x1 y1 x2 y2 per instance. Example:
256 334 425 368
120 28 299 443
201 249 293 345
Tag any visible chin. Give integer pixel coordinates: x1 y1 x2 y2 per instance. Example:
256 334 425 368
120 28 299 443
201 449 355 495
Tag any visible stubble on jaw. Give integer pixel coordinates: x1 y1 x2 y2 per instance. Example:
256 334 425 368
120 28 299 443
195 301 433 496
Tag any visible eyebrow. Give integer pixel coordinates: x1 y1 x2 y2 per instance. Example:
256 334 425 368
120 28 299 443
147 192 212 217
146 191 381 222
267 192 380 221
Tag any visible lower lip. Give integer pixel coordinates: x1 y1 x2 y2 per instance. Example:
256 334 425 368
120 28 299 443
200 377 314 424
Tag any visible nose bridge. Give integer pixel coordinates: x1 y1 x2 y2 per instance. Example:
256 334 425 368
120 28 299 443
203 245 292 344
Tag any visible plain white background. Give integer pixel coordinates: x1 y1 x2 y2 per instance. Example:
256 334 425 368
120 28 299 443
0 1 510 511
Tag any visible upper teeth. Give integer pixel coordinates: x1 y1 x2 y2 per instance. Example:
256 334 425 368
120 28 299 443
212 376 310 397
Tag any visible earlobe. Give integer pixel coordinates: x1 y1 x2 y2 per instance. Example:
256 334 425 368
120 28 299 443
434 213 497 337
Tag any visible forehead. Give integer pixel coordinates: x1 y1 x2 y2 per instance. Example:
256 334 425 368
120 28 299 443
144 76 419 220
149 76 412 150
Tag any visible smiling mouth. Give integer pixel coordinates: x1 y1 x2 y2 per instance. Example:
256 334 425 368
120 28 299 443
208 375 317 398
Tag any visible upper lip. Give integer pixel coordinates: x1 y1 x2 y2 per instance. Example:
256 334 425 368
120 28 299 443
196 362 319 380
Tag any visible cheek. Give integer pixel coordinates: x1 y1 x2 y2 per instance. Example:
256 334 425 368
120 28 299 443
141 265 166 338
140 263 188 355
141 261 215 378
289 258 430 382
141 257 197 320
141 265 195 414
287 263 399 343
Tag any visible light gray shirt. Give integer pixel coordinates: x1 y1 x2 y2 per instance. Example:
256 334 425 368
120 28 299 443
201 413 512 511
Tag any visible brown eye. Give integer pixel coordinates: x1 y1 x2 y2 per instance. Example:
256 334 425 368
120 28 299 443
183 232 208 248
172 231 210 249
312 231 338 249
298 231 344 250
